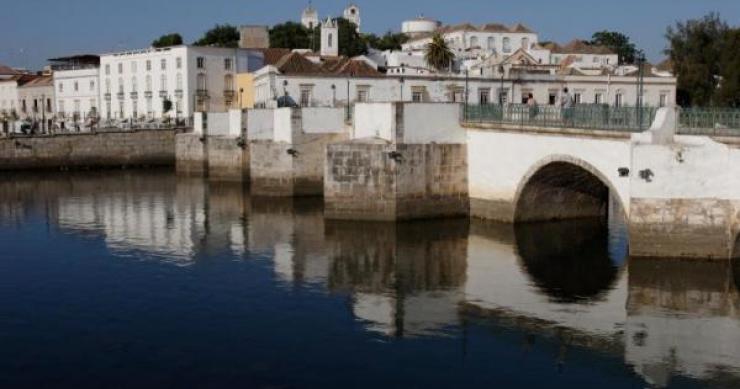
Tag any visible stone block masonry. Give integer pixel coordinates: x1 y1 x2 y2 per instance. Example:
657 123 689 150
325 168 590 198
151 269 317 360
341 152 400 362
0 129 176 171
176 133 207 176
250 133 347 197
325 143 469 221
206 137 249 183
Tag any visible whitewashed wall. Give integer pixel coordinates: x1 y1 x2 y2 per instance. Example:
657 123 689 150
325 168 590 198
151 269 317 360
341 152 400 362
302 107 345 134
247 109 275 140
353 103 394 141
402 103 466 143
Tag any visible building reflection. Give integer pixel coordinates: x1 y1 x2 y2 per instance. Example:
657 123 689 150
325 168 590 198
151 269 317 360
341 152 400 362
2 172 740 386
626 258 740 387
325 220 469 337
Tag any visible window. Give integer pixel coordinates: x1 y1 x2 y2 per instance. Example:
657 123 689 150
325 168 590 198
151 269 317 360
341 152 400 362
59 82 63 93
659 93 668 107
498 88 509 104
89 80 95 91
74 81 78 92
146 98 153 118
594 92 603 105
146 60 152 71
105 79 111 94
46 98 52 112
470 36 479 48
161 74 168 91
176 57 182 69
224 74 234 91
412 91 423 102
118 101 124 119
131 77 137 92
58 101 65 116
328 33 333 48
106 101 111 119
118 78 124 93
478 88 490 105
146 75 152 92
131 61 137 72
451 87 464 103
176 73 183 90
196 73 206 90
118 63 123 74
224 58 233 71
197 57 205 69
105 64 110 75
573 92 582 104
614 92 623 107
21 100 27 113
89 99 96 115
73 100 80 118
487 37 495 50
503 37 511 53
549 91 558 105
161 59 167 70
521 37 529 50
357 86 370 102
299 85 312 107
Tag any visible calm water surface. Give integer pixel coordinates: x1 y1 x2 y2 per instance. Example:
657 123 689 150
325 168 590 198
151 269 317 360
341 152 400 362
0 170 738 388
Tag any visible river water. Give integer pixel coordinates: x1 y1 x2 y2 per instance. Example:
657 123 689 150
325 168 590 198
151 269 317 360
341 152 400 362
0 170 738 388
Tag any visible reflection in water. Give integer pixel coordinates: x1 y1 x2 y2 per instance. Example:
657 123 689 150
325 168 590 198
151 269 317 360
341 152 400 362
515 219 623 303
0 171 738 387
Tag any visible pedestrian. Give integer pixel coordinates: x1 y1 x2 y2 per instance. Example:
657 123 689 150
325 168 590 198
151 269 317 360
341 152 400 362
560 87 574 125
527 93 539 120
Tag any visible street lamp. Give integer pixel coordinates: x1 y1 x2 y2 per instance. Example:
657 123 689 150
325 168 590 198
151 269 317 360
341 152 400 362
331 84 336 107
498 65 505 105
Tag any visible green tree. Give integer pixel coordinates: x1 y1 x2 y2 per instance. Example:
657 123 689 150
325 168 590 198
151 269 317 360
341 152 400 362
365 31 409 51
152 33 183 48
334 18 367 57
715 28 740 107
194 24 240 48
666 13 729 106
425 33 454 71
269 22 312 50
590 31 637 65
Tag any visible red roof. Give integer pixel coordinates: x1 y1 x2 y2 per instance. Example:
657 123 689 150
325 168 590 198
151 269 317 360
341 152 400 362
0 63 21 76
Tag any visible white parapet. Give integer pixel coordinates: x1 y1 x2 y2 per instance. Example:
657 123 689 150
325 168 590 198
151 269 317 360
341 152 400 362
352 102 466 144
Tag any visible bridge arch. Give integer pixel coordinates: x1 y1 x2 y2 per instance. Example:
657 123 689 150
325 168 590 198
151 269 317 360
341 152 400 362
513 155 627 223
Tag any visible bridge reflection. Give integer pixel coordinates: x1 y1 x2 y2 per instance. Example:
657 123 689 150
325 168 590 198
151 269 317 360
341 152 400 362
0 172 738 386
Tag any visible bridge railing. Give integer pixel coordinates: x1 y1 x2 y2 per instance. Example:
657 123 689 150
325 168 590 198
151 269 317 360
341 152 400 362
461 104 657 133
678 108 740 136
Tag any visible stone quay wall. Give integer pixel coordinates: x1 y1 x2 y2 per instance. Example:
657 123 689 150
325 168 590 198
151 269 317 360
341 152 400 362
0 129 177 171
325 143 469 221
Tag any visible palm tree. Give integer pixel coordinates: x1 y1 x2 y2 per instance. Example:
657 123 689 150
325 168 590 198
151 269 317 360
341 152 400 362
425 33 454 72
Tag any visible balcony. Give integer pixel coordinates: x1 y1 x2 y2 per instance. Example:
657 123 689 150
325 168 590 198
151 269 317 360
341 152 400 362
104 93 111 101
223 90 235 100
130 92 138 100
116 92 125 100
144 91 153 99
174 89 183 98
196 89 209 98
159 90 167 98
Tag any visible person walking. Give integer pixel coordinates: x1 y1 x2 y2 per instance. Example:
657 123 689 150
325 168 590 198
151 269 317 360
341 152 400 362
527 93 539 121
560 87 574 126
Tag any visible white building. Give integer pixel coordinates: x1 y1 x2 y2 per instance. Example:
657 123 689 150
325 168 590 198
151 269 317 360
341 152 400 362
253 51 676 109
301 4 319 29
402 23 539 61
541 40 619 67
17 75 54 128
98 46 260 121
343 3 361 32
50 55 101 122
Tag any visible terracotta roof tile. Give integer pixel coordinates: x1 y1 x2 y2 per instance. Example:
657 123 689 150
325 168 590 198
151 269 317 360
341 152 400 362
275 52 324 75
0 63 20 76
257 48 292 65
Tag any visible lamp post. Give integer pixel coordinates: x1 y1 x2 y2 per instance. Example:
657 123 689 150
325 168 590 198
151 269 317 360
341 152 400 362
498 65 505 105
399 77 405 102
239 87 244 109
331 84 336 107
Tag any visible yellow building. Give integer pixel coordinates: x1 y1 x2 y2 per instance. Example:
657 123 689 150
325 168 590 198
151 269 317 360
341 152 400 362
236 73 255 109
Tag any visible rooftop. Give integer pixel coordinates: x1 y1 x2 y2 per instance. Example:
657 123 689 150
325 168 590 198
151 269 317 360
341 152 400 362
542 40 616 55
407 22 537 42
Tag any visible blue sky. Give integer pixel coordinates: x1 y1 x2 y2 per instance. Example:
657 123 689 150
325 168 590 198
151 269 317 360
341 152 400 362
1 0 738 70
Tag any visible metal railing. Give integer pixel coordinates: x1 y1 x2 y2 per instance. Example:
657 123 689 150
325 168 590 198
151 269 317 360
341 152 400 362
678 108 740 136
462 104 658 133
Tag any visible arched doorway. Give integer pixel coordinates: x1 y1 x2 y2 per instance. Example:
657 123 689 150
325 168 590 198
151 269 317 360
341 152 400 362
514 160 625 223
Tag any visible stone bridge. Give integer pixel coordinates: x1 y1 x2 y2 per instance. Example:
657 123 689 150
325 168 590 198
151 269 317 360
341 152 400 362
463 107 740 259
176 103 740 259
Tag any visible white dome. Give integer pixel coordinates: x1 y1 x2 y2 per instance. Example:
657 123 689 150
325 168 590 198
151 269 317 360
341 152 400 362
402 17 440 36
